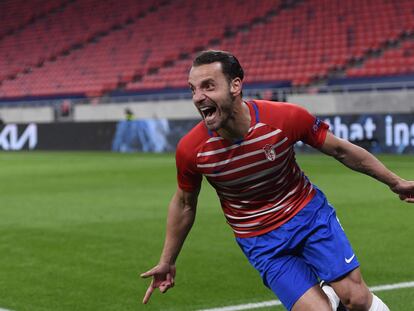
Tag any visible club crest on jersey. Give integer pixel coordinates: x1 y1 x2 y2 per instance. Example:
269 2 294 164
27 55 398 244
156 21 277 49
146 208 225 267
263 144 276 161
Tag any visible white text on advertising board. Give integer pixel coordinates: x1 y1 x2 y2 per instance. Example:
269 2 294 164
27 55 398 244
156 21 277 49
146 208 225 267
0 123 37 150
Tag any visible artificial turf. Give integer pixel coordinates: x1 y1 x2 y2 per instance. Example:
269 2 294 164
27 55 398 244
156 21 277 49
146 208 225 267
0 152 413 311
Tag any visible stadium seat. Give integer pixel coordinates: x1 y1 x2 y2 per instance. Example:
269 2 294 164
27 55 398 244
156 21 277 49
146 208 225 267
0 0 413 99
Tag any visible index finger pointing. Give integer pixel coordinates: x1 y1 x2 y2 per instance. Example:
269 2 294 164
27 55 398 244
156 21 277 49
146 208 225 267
143 285 155 304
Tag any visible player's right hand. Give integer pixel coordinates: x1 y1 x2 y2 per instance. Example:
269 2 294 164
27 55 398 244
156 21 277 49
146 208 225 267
140 263 176 304
390 179 414 203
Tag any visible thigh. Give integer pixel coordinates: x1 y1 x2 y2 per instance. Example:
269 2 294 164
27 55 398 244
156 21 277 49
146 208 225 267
235 190 339 310
264 255 319 310
236 220 320 309
291 284 332 311
301 200 360 282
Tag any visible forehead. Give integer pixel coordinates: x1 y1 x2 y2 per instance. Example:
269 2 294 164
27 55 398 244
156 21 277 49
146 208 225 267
188 62 226 85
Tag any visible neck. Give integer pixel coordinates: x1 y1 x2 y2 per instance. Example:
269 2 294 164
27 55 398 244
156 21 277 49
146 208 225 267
217 99 251 141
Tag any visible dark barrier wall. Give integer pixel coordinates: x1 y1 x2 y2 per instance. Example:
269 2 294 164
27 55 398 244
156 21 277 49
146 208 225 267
297 114 414 154
111 114 414 154
0 122 116 151
1 113 413 153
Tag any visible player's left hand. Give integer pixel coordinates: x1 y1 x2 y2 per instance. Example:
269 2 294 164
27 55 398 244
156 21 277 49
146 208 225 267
390 179 414 203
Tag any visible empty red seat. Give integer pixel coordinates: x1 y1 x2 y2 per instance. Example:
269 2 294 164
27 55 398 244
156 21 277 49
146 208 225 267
1 0 413 97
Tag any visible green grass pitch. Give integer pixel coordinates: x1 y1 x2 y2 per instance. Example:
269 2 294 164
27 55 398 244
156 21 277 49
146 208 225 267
0 152 413 311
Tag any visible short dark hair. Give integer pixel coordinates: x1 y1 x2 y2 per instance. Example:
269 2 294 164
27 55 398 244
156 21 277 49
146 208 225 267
192 50 244 82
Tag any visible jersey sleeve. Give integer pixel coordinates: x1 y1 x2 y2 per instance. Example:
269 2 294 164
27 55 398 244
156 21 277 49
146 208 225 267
175 137 202 192
288 104 329 148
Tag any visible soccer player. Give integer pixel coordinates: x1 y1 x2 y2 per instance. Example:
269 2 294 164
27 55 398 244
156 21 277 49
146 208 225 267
141 50 414 311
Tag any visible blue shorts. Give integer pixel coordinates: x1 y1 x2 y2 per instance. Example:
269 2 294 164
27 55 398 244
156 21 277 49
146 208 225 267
236 188 359 310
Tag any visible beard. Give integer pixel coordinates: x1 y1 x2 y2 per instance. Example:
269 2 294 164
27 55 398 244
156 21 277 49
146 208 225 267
203 91 235 131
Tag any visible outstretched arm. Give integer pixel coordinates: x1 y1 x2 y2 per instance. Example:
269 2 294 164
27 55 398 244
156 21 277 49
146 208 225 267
141 186 200 304
320 132 414 203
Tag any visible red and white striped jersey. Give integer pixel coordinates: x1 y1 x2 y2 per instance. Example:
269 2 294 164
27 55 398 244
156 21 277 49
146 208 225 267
176 100 329 238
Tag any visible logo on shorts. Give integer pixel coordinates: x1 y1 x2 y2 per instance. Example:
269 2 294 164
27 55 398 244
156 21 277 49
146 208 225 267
263 144 276 161
345 254 355 264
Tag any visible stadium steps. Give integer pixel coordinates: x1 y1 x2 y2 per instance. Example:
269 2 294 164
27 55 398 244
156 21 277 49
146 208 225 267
0 0 73 42
1 0 412 99
116 0 306 94
316 32 414 86
46 0 414 95
0 0 172 91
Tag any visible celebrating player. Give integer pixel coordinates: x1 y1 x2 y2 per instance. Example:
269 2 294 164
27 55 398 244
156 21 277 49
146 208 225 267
141 50 414 311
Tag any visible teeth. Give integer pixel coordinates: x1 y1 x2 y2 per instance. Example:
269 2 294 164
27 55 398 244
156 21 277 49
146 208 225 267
199 106 216 119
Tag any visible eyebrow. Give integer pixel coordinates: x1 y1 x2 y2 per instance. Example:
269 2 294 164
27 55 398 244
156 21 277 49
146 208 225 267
188 77 215 89
201 78 215 84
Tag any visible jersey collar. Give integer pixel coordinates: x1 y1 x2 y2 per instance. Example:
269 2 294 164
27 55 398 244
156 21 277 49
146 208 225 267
206 100 260 138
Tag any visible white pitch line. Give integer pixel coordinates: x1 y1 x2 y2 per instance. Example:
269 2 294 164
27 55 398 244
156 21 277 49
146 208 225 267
1 281 413 311
198 300 283 311
197 280 414 311
369 281 414 292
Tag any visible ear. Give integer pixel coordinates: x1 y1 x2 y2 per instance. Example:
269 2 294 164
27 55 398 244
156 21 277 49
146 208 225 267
230 77 242 97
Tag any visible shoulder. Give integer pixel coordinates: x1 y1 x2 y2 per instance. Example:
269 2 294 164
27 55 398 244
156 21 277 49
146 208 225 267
176 122 210 159
252 100 309 125
254 99 305 114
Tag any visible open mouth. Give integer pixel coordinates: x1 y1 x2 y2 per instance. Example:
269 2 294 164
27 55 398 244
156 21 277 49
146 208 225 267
200 106 217 120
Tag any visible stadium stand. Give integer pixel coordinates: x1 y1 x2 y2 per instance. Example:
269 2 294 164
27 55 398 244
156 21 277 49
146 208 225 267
131 0 414 89
0 0 68 39
347 40 414 78
0 0 166 97
0 0 413 100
